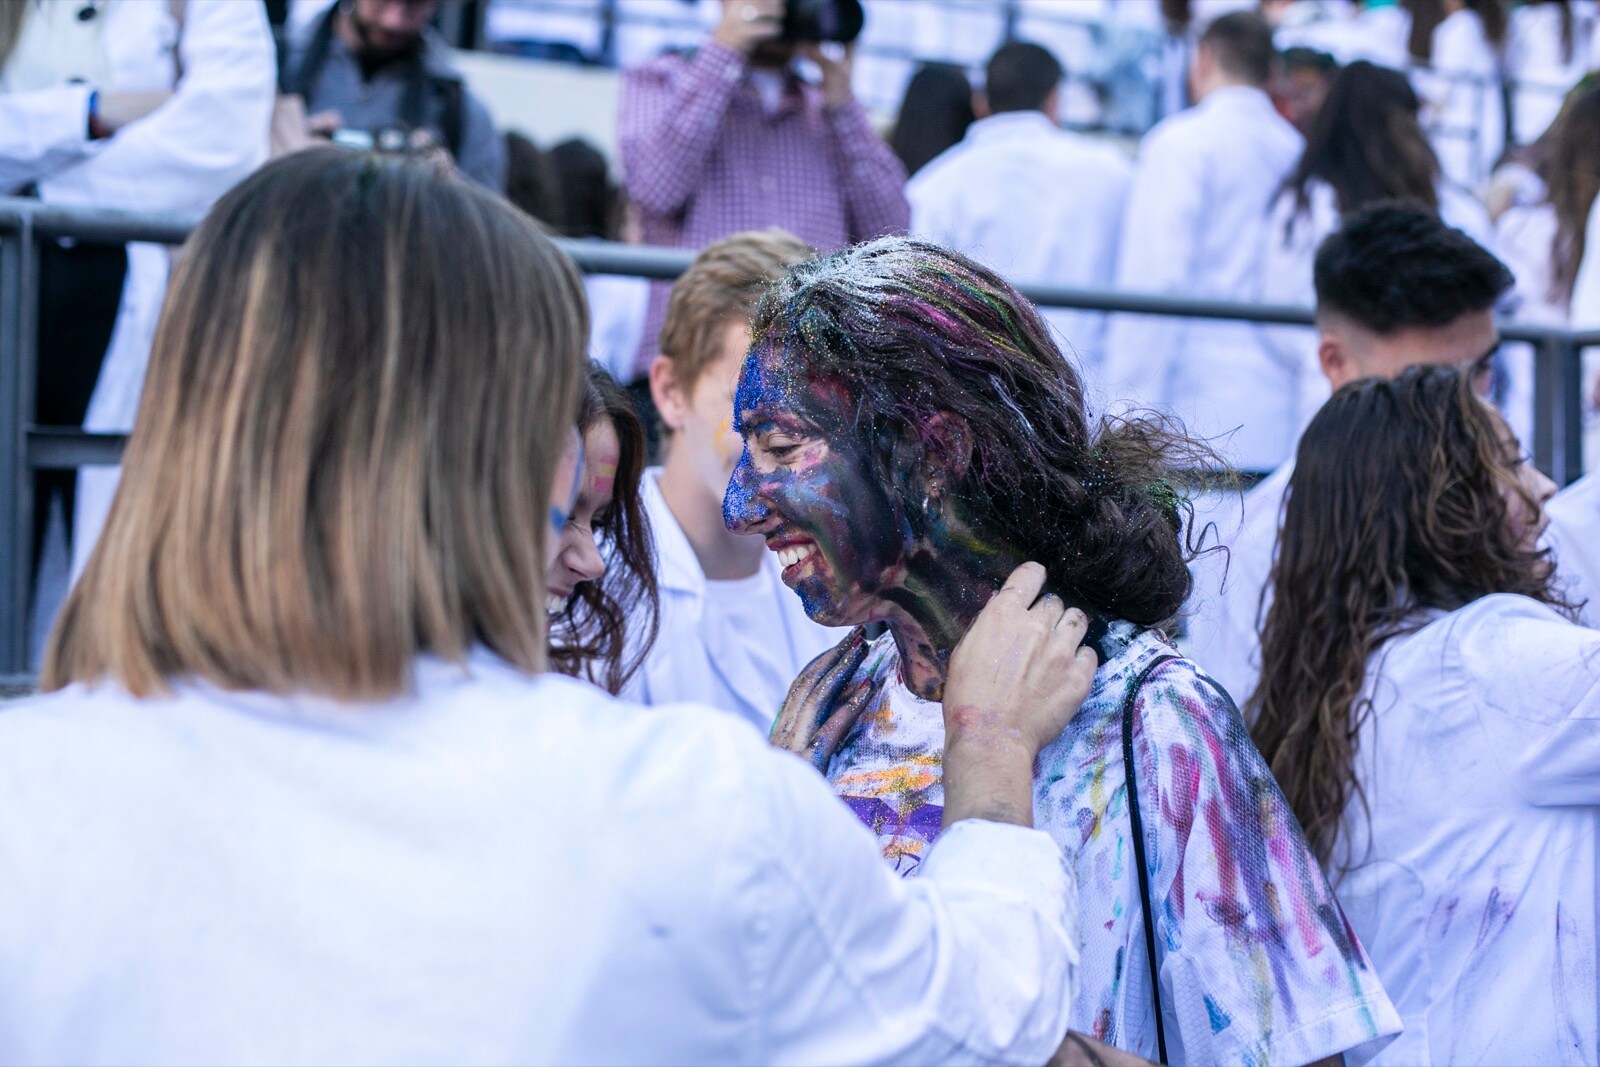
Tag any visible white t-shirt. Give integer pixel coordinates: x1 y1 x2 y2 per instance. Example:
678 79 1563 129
823 623 1401 1065
1338 594 1600 1065
0 654 1080 1065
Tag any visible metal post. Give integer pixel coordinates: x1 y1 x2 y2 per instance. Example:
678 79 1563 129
1559 334 1585 485
0 214 37 674
1533 333 1560 482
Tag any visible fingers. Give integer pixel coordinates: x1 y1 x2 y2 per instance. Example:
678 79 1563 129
1035 592 1066 629
996 561 1047 605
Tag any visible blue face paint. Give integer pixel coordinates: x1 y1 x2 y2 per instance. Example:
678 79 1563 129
723 344 912 626
550 428 585 539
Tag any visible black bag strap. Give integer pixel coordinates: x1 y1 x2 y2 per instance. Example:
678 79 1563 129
1121 652 1180 1065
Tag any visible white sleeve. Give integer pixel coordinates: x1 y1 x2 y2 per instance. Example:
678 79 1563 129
40 0 275 213
1459 601 1600 806
750 748 1078 1066
0 86 95 194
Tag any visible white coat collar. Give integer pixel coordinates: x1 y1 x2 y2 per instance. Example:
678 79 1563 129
641 467 707 597
964 110 1060 145
1197 84 1276 116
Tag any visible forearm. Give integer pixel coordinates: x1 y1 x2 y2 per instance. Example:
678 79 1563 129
942 705 1037 829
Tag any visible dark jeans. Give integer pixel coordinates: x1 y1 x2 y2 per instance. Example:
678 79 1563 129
32 239 128 568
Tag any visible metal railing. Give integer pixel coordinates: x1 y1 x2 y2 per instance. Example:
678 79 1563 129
1 196 1593 676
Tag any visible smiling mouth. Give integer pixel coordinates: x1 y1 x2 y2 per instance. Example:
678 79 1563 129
547 592 570 616
769 538 821 576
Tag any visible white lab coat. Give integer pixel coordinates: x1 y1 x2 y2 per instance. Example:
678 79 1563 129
1261 178 1496 433
1418 8 1505 190
1547 472 1599 625
908 111 1132 380
0 652 1080 1065
1337 595 1600 1066
1104 85 1303 471
1185 458 1290 711
0 0 274 582
1507 1 1597 145
621 469 846 732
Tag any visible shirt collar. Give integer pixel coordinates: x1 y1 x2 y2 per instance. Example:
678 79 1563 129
965 110 1060 145
641 467 707 596
1198 84 1274 114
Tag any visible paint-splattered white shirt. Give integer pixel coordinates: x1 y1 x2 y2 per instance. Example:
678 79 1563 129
825 622 1402 1066
1339 594 1600 1066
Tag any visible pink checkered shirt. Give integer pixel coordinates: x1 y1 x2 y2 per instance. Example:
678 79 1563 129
618 39 910 378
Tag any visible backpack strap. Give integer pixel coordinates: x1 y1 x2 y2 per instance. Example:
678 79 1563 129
1121 652 1180 1065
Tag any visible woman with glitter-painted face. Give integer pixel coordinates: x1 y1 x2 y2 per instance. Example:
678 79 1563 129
726 237 1401 1066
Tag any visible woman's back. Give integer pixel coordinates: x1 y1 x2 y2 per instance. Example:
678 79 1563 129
0 657 1080 1065
0 663 772 1063
1338 593 1600 1065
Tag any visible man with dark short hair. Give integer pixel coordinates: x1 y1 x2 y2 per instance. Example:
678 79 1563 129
1190 204 1517 706
907 41 1131 371
1105 10 1303 472
282 0 505 190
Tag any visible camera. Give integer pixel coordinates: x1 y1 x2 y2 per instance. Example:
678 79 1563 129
780 0 864 44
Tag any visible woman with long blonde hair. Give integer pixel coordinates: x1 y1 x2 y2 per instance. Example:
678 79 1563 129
0 149 1101 1065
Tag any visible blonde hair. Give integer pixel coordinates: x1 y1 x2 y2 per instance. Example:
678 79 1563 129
44 150 588 700
657 228 811 394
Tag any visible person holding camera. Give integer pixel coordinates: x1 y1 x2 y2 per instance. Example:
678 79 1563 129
281 0 505 191
617 0 909 383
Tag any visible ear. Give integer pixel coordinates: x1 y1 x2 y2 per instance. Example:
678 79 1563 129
649 354 689 435
1041 86 1061 123
902 411 973 506
1317 331 1350 390
972 90 991 120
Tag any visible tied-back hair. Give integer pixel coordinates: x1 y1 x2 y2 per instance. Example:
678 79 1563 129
549 365 659 694
1249 365 1573 870
1283 62 1442 234
748 237 1217 629
1539 83 1600 306
44 149 588 699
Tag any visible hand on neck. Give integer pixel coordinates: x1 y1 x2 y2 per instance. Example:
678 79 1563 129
658 456 764 581
882 535 1029 703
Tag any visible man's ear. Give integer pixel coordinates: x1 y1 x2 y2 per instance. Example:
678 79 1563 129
1317 331 1351 391
649 354 689 434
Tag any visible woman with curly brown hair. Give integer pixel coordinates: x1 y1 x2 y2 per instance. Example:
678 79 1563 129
1251 363 1600 1066
728 236 1401 1066
547 364 659 695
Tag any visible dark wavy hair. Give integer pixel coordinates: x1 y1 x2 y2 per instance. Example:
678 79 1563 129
1282 62 1441 233
548 365 658 694
747 237 1216 629
1249 365 1573 870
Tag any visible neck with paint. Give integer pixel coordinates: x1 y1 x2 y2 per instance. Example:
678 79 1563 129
879 505 1027 703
